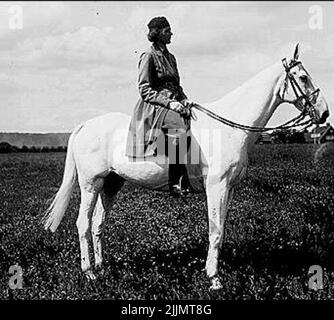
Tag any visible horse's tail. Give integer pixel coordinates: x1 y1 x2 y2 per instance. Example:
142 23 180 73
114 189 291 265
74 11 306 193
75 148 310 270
42 123 84 232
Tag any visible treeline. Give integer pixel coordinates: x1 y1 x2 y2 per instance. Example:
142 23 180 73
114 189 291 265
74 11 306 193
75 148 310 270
271 129 306 144
0 142 67 153
257 129 308 144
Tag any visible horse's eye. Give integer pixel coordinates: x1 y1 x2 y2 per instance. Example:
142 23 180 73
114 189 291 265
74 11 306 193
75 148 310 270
300 75 308 83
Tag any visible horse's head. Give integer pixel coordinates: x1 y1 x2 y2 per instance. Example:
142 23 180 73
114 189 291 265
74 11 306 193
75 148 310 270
280 44 329 124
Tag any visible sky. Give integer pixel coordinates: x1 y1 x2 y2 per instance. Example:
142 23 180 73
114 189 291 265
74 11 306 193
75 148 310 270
0 1 333 133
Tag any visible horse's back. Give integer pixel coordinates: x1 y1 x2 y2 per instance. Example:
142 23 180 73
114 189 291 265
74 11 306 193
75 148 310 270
72 111 131 160
74 112 130 145
84 112 131 133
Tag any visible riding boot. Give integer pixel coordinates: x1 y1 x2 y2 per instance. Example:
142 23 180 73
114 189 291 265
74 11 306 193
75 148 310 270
167 134 191 197
169 164 190 197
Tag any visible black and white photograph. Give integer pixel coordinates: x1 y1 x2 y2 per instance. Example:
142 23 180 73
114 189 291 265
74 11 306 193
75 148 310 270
1 0 334 307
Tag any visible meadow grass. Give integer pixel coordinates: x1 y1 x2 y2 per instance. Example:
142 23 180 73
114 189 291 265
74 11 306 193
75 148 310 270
0 144 334 299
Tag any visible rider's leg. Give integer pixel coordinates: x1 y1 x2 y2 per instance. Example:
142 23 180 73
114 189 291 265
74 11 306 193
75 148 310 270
162 111 190 196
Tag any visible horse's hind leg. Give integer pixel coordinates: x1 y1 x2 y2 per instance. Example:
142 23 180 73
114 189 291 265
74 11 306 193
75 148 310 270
92 172 125 274
91 195 107 274
76 178 104 280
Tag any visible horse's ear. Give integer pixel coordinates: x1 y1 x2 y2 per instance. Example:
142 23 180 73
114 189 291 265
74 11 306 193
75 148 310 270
293 43 300 61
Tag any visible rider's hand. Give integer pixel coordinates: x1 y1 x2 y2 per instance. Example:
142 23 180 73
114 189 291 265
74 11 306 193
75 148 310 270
169 101 186 115
182 99 196 108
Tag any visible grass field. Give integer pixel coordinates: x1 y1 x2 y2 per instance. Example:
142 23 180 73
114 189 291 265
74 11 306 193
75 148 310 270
1 143 334 300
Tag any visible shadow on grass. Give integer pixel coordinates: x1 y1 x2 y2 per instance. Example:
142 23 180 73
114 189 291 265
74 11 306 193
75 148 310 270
220 243 329 274
105 235 334 280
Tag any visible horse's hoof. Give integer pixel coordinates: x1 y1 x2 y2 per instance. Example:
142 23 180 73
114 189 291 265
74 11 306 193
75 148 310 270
209 277 223 291
84 270 97 281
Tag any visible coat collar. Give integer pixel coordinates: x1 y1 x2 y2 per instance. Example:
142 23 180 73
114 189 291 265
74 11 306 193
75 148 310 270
151 44 169 57
150 44 178 79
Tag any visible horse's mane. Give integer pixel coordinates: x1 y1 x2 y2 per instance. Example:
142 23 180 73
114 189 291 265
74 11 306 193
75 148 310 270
208 61 283 113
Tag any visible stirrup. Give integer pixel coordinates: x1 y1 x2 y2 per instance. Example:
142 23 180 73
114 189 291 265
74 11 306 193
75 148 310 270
169 176 190 197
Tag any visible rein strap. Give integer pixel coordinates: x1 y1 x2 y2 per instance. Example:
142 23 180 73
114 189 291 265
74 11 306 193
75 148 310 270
191 103 310 133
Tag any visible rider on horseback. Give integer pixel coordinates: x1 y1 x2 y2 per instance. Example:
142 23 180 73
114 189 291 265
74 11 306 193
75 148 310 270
126 16 195 196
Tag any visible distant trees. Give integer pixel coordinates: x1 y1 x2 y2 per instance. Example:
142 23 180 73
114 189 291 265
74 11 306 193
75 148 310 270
272 129 290 144
271 129 306 144
0 143 67 153
289 130 306 144
256 129 308 144
0 142 19 153
21 145 29 153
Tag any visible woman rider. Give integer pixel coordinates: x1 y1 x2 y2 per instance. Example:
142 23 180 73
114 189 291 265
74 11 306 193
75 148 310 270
125 16 195 196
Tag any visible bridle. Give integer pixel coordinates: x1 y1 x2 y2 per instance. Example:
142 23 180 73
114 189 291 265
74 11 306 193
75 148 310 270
190 59 320 132
281 58 320 121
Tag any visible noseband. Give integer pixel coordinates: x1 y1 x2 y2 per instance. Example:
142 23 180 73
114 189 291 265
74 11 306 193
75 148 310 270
281 58 320 120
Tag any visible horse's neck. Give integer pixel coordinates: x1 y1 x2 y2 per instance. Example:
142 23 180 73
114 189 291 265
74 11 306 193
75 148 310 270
194 62 285 139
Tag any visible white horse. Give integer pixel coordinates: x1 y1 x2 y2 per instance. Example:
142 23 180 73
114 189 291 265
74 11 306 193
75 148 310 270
43 45 329 290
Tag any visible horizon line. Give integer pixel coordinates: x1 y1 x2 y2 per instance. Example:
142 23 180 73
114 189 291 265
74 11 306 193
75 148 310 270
0 131 71 134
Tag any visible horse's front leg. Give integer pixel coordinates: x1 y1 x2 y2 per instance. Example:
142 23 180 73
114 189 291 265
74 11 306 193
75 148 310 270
205 176 232 290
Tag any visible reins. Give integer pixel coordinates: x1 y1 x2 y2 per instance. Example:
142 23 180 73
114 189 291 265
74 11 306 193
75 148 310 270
191 103 312 133
189 58 319 133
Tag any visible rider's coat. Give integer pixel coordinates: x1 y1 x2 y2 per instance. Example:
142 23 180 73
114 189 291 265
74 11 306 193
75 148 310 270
126 44 188 158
